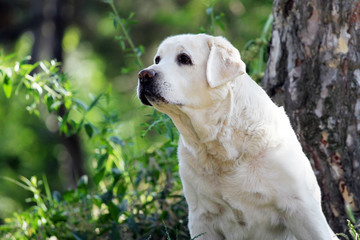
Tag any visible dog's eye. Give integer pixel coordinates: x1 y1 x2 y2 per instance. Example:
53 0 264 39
155 56 161 64
177 53 192 65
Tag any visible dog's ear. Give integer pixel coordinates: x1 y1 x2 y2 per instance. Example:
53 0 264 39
206 36 246 88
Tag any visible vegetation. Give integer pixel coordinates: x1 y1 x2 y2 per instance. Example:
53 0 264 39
0 31 183 240
0 0 358 239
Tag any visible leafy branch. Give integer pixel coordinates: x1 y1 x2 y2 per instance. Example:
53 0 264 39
242 14 273 82
104 0 144 69
202 0 225 35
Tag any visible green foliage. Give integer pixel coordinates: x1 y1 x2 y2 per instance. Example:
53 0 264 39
201 0 226 35
141 111 177 142
242 14 273 83
0 51 186 239
0 1 187 239
347 220 360 240
0 143 186 239
336 208 360 240
106 0 144 70
0 175 97 240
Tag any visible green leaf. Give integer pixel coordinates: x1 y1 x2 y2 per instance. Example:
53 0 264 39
26 103 40 117
20 55 32 64
109 136 124 146
110 221 121 240
345 203 356 224
62 189 75 202
94 167 106 185
106 85 112 105
73 99 89 112
347 219 358 239
52 190 62 202
126 19 138 26
3 74 12 98
1 52 16 63
113 16 120 29
77 175 88 188
111 167 121 177
165 122 174 142
206 7 213 15
137 45 145 55
97 153 109 170
128 12 135 19
84 123 94 138
69 119 81 136
107 201 120 221
114 35 125 41
59 119 68 135
50 101 63 111
45 95 54 111
19 63 39 75
121 67 133 74
101 191 113 204
42 174 52 203
216 19 225 31
64 96 72 109
87 93 103 112
119 39 126 50
50 210 68 223
2 176 31 191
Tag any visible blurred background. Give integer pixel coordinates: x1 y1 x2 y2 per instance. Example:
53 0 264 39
0 0 272 221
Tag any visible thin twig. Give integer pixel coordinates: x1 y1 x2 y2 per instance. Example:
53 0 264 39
109 1 144 68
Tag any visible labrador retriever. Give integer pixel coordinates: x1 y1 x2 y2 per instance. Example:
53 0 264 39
137 33 338 240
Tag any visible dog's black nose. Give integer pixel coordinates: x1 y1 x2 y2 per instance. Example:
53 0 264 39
138 69 156 84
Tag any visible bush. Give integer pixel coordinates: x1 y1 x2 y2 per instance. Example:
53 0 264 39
0 52 186 239
0 1 193 238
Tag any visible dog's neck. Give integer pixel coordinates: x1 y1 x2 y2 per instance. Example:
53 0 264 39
164 83 229 141
176 74 278 163
156 73 280 174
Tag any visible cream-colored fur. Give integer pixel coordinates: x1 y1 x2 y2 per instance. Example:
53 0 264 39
137 33 338 240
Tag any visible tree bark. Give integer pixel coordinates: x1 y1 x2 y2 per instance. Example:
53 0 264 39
262 0 360 234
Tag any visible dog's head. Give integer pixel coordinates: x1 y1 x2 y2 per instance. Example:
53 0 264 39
137 34 246 111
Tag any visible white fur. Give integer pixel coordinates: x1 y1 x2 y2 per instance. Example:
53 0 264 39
137 34 338 240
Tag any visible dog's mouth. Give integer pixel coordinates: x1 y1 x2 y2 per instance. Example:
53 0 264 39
138 69 168 107
138 84 169 107
139 90 152 106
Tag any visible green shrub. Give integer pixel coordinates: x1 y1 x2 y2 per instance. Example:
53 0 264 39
0 50 186 239
0 0 191 238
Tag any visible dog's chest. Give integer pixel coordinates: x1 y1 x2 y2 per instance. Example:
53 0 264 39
199 173 289 238
180 152 289 239
201 167 279 214
179 138 294 238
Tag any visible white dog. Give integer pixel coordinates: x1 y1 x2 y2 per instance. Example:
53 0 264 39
137 34 338 240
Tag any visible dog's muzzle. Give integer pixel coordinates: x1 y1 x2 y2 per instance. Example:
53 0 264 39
138 69 157 106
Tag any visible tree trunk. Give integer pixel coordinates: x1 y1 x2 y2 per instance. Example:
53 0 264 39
262 0 360 234
30 0 85 188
